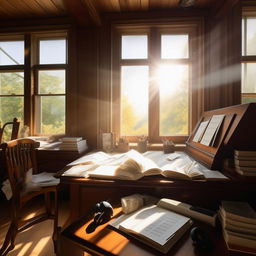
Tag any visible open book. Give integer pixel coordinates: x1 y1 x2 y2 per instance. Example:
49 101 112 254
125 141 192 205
109 203 192 253
87 150 228 181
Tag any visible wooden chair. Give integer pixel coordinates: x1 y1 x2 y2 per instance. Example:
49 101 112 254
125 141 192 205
0 118 20 144
0 138 59 256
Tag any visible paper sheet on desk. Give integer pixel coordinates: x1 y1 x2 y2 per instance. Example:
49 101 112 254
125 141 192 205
167 153 181 161
62 164 97 177
1 179 12 200
144 151 229 181
32 172 60 185
67 151 110 166
199 167 229 180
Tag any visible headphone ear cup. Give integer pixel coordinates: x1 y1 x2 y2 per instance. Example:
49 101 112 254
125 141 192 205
94 212 104 225
94 211 112 226
86 201 114 233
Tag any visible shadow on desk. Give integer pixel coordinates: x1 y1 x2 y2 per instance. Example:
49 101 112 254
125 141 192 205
60 205 228 256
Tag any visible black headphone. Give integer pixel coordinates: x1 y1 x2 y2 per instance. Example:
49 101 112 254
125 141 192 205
86 201 113 233
190 227 213 251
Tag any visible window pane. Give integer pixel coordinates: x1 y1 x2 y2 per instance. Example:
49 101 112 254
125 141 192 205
242 18 245 55
0 97 24 141
39 70 65 94
0 72 24 95
121 35 148 59
39 39 66 64
158 64 188 135
161 35 189 59
242 96 256 104
246 18 256 55
0 41 24 65
40 96 65 134
241 63 256 93
121 66 148 136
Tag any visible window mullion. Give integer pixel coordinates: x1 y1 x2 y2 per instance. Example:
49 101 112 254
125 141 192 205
244 17 247 56
24 34 32 130
148 27 159 143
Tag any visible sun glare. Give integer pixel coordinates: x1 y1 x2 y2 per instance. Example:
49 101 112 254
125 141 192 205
156 64 187 95
16 242 33 256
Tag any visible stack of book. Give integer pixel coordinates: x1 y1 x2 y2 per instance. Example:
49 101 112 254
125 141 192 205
59 137 88 153
234 150 256 176
219 201 256 255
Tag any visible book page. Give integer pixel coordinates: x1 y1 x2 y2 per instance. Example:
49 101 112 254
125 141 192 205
193 120 209 142
67 151 110 166
87 150 156 180
118 150 160 176
32 172 58 183
199 166 229 180
115 205 190 246
160 156 204 180
88 165 143 180
201 114 225 146
62 164 97 177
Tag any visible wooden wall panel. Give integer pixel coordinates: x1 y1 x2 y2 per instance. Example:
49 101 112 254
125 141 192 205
0 2 243 147
76 28 99 149
66 26 78 136
204 1 242 111
97 21 112 147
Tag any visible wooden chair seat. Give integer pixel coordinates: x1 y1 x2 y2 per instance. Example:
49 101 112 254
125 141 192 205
0 138 59 256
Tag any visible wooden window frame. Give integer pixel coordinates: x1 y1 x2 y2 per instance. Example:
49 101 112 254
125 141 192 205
31 31 67 135
0 35 25 127
111 20 203 144
241 12 256 103
0 31 68 136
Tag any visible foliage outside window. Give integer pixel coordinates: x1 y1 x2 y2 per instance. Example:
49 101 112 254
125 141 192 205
112 24 201 143
34 37 67 134
0 39 24 141
0 32 67 138
241 15 256 103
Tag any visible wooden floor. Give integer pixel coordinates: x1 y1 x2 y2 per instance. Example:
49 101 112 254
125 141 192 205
0 195 70 256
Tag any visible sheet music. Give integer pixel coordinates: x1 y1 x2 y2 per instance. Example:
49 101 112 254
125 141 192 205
193 120 209 142
112 205 190 246
200 114 225 146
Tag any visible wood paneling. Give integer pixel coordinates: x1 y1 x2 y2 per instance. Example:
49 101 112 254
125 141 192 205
0 0 244 149
0 0 66 19
204 1 242 111
0 0 216 25
76 28 99 149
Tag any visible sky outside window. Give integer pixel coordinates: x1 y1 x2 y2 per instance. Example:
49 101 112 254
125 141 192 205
0 41 24 65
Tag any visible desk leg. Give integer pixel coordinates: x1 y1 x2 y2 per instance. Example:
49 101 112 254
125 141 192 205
63 183 81 228
59 235 83 256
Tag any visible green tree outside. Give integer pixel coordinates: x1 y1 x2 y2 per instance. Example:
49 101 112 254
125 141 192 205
0 71 65 140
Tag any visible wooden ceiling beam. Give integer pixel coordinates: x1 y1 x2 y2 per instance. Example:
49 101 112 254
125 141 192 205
110 0 121 11
210 0 240 18
81 0 101 26
63 0 100 26
141 0 149 10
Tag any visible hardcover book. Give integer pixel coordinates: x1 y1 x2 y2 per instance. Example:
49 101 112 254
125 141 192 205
110 204 192 253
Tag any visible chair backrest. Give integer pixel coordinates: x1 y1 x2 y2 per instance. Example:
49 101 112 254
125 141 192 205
0 139 38 198
0 118 20 144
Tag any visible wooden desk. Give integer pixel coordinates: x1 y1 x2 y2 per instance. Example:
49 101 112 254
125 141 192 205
36 147 87 173
60 206 228 256
60 175 256 226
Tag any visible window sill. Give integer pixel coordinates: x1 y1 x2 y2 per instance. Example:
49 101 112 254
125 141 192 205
129 143 186 151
